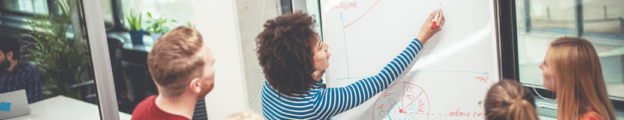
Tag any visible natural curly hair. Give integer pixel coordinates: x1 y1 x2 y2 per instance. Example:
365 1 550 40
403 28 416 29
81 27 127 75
256 11 317 97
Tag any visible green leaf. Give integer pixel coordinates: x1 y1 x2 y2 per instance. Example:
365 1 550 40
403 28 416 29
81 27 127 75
138 11 142 29
23 0 92 101
146 26 153 32
147 12 152 18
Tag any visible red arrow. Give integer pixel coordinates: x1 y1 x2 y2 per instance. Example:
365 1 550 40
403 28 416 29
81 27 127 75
343 0 382 28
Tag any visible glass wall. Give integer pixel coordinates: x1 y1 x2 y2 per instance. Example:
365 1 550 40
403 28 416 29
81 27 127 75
120 0 194 32
516 0 624 102
1 0 49 15
101 0 115 29
0 0 104 119
100 0 204 119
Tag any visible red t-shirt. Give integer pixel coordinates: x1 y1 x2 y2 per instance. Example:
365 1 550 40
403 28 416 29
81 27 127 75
582 109 603 120
131 95 190 120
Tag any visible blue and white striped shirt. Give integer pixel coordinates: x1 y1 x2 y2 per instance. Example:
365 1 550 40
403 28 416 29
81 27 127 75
262 39 423 119
0 60 43 104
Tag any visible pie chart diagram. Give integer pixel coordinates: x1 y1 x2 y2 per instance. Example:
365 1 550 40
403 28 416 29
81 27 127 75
373 81 430 120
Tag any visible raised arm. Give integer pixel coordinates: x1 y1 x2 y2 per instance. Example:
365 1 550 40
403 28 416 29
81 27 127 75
313 9 445 118
314 39 421 118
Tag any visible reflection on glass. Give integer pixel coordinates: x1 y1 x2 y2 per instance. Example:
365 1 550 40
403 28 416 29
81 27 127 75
111 0 198 115
582 1 622 38
1 0 49 15
101 0 115 29
516 0 624 99
121 0 194 32
0 0 102 119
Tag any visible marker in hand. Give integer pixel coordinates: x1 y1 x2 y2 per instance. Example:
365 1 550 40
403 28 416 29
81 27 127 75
431 4 441 29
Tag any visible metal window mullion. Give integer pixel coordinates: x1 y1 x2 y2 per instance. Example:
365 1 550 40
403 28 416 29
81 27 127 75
111 0 124 31
575 0 583 37
523 0 531 32
46 0 55 16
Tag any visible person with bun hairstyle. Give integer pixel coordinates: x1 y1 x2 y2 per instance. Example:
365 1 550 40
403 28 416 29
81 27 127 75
539 37 616 120
484 79 539 120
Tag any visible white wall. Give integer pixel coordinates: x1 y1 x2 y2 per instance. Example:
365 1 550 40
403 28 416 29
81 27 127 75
235 0 281 113
192 0 249 119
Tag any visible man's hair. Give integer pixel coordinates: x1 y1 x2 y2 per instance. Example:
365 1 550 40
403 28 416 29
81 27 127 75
148 26 205 97
484 79 539 120
256 11 317 96
0 36 21 59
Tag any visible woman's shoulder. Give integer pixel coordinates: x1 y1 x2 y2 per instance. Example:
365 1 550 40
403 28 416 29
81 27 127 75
581 109 603 120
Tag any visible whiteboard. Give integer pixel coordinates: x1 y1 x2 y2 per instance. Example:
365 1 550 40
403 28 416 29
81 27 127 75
320 0 500 119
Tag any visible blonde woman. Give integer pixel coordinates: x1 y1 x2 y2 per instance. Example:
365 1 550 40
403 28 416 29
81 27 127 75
484 79 539 120
539 37 616 120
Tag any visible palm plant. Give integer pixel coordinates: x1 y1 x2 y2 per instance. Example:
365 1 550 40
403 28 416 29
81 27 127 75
21 0 91 100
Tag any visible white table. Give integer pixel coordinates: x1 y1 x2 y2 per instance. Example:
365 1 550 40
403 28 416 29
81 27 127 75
6 96 132 120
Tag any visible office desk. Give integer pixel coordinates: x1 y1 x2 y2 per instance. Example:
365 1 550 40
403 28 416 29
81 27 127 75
7 96 132 120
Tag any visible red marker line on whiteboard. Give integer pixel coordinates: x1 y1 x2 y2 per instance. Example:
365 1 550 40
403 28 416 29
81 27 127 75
431 4 441 29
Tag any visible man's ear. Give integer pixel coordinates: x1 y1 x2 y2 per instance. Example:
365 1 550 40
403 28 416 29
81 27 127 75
189 78 202 93
6 51 13 60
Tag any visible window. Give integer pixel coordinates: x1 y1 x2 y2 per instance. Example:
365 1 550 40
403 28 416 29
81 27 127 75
515 0 624 111
100 0 114 29
516 0 624 100
120 0 194 31
108 0 200 116
1 0 49 15
0 0 108 119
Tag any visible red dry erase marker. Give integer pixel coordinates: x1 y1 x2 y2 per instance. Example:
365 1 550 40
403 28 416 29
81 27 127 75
431 4 441 29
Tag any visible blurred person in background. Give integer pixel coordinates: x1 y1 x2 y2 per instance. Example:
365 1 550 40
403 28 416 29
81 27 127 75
0 36 42 104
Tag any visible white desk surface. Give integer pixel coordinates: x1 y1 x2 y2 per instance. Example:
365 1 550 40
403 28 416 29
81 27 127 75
6 96 132 120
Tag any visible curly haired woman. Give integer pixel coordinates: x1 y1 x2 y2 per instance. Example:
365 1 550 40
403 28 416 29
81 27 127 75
257 10 444 119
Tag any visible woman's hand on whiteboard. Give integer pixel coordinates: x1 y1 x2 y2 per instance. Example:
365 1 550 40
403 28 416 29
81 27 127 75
416 9 444 45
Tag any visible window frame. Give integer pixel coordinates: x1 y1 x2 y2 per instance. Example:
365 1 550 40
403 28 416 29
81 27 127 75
80 0 120 119
497 0 624 111
108 0 124 31
0 0 57 17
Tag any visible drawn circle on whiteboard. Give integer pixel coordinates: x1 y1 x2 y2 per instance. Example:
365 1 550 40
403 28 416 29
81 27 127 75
372 81 430 120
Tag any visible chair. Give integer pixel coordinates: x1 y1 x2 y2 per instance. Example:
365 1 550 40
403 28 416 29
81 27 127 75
108 37 137 113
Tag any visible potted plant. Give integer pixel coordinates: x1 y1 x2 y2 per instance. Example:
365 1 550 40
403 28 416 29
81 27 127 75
145 12 176 42
187 21 195 29
21 0 91 100
126 9 143 44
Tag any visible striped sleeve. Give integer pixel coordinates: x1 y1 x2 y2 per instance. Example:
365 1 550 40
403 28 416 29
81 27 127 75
314 39 423 118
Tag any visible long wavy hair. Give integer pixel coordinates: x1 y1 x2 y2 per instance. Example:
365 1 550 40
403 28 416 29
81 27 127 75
255 11 317 96
546 37 615 120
